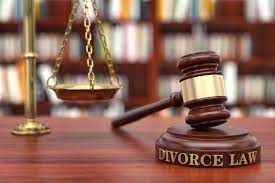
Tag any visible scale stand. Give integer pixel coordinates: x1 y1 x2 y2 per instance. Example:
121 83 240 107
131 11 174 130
12 0 50 135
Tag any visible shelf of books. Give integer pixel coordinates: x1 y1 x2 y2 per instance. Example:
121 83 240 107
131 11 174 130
156 0 275 118
1 0 275 118
0 0 153 117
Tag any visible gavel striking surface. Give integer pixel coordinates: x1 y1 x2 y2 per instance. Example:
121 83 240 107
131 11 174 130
177 51 230 129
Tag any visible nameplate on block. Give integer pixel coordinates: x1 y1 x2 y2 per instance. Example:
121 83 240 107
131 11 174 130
156 147 260 168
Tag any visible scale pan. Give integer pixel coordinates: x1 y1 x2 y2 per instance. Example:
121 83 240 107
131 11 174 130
52 83 121 101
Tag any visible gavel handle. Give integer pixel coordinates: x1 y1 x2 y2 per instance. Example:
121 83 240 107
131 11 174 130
112 92 183 128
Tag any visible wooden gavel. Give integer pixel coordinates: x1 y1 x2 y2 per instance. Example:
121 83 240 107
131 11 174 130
112 51 230 129
112 92 183 128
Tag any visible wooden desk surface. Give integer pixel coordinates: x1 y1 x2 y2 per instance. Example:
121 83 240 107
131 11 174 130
0 117 274 183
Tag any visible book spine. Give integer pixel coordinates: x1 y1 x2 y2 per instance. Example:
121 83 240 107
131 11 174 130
140 0 150 20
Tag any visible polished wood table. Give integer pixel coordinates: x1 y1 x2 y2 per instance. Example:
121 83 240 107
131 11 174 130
0 117 274 182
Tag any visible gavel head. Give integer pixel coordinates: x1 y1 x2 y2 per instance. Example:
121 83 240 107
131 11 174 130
177 51 230 129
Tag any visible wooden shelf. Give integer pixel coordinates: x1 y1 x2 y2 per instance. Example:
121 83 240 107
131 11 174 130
159 62 179 75
2 19 274 34
159 22 192 33
238 59 275 74
206 20 251 33
159 20 251 33
0 18 152 34
0 20 79 33
100 18 151 24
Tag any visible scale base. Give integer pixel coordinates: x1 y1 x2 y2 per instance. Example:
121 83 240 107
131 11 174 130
11 119 51 135
155 124 261 168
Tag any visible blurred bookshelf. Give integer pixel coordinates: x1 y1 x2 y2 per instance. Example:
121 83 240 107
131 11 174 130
1 0 275 117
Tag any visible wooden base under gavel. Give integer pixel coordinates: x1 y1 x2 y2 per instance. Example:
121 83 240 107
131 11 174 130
112 52 261 168
155 124 260 168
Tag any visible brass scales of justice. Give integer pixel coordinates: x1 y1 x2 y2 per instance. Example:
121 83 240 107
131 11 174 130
11 0 261 169
12 0 121 135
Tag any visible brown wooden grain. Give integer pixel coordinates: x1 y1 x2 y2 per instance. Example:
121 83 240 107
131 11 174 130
0 117 274 183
